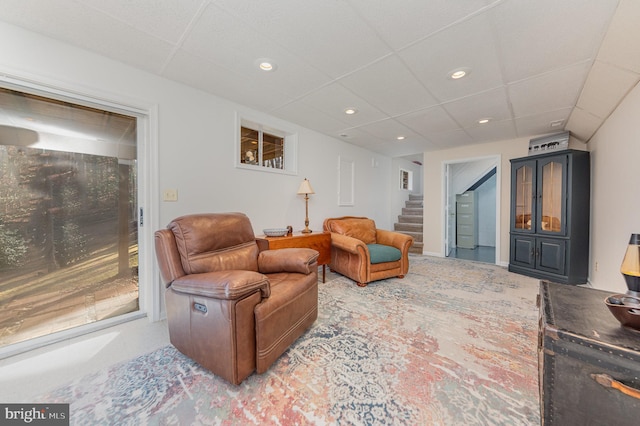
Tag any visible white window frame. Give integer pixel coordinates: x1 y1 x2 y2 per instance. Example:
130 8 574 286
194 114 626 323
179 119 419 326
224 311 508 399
235 113 298 175
0 74 159 358
400 168 413 191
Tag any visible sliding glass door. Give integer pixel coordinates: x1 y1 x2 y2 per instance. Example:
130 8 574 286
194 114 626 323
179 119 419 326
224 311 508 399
0 86 140 349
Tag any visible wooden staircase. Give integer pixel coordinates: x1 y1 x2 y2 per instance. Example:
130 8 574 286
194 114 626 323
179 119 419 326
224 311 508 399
394 194 423 254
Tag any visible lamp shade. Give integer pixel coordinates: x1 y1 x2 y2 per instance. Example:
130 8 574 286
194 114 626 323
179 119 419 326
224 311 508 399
621 233 640 294
297 178 315 195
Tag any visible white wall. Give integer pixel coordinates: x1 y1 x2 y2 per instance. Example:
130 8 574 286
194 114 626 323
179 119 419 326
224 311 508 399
0 22 395 316
588 81 640 293
476 174 497 247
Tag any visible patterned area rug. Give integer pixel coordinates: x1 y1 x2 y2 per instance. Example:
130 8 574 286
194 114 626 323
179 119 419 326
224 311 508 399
40 256 541 425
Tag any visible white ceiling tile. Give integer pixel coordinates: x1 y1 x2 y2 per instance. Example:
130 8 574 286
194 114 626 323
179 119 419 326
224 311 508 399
299 83 387 127
271 101 349 134
577 60 640 119
370 138 440 157
514 108 573 138
509 62 592 118
331 127 388 148
596 0 640 74
399 11 504 103
396 106 460 137
566 107 603 142
464 119 517 144
179 4 332 99
429 129 475 149
442 87 511 127
492 0 619 82
211 0 391 78
77 0 206 44
163 50 294 111
353 118 423 142
339 55 438 116
347 0 492 50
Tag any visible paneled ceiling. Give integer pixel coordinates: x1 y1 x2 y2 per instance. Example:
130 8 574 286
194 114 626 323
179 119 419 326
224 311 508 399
0 0 639 159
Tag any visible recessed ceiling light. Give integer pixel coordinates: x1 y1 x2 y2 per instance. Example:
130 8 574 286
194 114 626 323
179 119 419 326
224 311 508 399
449 67 471 80
478 118 491 124
344 108 358 115
396 136 406 140
256 58 277 72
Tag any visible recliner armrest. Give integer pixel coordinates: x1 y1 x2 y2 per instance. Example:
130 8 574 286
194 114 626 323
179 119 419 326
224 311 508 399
171 270 270 300
376 229 414 252
329 233 369 256
258 248 319 275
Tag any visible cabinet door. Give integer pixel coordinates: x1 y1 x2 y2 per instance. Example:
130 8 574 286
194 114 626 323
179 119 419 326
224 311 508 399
511 159 536 233
536 237 566 275
510 235 536 268
537 156 567 236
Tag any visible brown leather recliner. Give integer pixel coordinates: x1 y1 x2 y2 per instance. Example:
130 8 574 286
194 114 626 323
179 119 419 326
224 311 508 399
323 216 414 287
154 212 319 385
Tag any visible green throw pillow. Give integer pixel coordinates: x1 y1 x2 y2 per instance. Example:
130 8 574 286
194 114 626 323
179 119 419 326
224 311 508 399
367 244 402 264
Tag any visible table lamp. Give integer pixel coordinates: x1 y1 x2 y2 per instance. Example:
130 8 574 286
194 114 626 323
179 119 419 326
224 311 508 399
605 233 640 330
621 233 640 296
297 178 314 234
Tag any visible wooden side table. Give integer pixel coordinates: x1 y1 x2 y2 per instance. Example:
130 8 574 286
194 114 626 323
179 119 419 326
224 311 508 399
256 231 331 282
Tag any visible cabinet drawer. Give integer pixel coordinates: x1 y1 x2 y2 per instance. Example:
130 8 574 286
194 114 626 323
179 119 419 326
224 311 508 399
457 234 475 248
457 223 475 236
456 202 474 214
457 213 474 225
457 192 475 201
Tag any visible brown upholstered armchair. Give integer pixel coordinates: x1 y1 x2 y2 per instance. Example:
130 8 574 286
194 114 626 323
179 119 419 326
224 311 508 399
154 212 319 385
323 216 414 287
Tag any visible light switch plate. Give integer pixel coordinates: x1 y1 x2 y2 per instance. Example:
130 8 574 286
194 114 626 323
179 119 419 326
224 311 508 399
163 189 178 202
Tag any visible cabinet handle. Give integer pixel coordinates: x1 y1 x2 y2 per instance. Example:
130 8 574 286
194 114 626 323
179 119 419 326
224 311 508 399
591 373 640 400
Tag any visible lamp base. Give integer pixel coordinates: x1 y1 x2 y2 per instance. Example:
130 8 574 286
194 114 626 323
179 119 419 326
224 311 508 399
626 289 640 298
301 228 312 234
623 274 640 294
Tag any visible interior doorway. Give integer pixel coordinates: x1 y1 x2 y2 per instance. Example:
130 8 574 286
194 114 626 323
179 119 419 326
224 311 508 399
444 155 500 264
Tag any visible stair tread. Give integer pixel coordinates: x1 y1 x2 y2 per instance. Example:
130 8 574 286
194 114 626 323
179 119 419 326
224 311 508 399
400 195 423 254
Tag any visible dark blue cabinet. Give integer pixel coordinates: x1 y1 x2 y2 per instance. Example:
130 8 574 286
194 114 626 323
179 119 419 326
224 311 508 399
509 149 590 284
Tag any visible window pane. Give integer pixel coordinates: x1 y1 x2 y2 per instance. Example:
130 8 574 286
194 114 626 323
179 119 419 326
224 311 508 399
262 132 284 169
0 87 138 348
514 164 533 230
540 161 563 232
240 127 259 165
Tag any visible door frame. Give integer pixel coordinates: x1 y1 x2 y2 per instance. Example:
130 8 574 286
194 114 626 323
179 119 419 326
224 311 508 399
442 155 501 265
